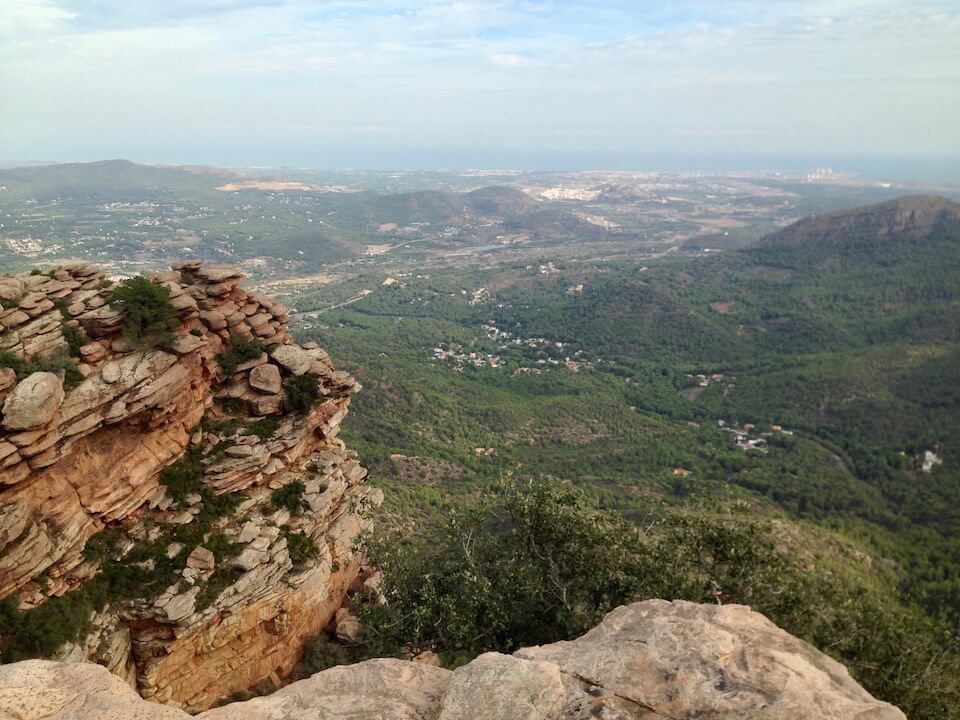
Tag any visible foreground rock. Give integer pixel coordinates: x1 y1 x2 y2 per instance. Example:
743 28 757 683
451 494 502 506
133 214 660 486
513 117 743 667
0 261 370 711
202 660 452 720
0 600 905 719
511 599 905 720
0 660 186 720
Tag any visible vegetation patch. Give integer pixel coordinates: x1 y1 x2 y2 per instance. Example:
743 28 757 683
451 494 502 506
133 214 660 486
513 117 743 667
111 276 178 347
271 481 306 514
159 448 205 506
359 480 960 720
285 373 320 414
60 323 88 358
195 566 243 612
0 350 83 389
202 414 279 442
281 524 320 567
216 334 265 376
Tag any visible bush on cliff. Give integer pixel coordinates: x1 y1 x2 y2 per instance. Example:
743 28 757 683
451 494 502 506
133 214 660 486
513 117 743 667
0 350 83 389
271 481 306 514
285 373 320 414
216 334 265 376
280 524 320 567
360 480 960 719
111 276 178 346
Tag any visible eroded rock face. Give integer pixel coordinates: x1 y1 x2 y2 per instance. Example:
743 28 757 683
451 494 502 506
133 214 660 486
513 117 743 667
0 261 371 712
1 371 64 431
0 601 905 720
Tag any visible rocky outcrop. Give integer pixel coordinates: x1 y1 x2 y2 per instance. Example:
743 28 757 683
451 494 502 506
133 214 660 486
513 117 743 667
1 371 64 430
0 261 372 711
0 600 905 719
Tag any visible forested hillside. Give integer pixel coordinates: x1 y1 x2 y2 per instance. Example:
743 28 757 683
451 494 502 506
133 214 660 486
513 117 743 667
292 196 960 717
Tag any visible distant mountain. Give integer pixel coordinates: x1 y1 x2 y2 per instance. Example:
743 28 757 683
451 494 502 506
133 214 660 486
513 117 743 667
756 195 960 270
0 159 237 199
491 194 960 363
463 186 534 215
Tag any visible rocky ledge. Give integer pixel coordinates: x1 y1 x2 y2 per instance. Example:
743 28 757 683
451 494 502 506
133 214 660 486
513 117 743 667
0 261 375 710
0 600 905 719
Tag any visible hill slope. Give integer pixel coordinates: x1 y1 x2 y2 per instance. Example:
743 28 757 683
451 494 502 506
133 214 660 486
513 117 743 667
0 159 238 200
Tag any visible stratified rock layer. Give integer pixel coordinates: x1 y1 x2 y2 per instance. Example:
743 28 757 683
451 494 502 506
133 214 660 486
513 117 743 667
0 601 905 720
0 261 372 711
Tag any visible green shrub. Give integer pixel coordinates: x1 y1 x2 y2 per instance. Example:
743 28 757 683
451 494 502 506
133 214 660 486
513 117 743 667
111 276 178 346
201 415 277 442
362 480 960 718
247 417 280 440
216 335 265 376
159 448 205 505
272 481 306 514
205 531 235 563
60 322 89 358
195 566 243 611
285 373 320 414
0 590 102 661
293 634 354 676
0 350 83 389
81 527 123 562
0 350 24 375
281 524 320 567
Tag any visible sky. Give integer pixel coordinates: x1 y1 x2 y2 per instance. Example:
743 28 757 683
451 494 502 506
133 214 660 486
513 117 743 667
1 0 959 173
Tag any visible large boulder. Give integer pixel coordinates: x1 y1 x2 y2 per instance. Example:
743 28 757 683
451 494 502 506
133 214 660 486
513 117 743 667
0 660 187 720
1 372 64 431
196 265 243 283
200 659 452 720
0 277 25 302
270 345 313 376
439 652 566 720
514 600 906 720
249 363 282 394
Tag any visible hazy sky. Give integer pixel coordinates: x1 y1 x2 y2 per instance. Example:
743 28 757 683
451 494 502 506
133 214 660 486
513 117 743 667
2 0 959 170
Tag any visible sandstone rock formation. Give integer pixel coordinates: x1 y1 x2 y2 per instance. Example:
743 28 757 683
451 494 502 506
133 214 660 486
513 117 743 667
0 600 905 719
0 261 373 711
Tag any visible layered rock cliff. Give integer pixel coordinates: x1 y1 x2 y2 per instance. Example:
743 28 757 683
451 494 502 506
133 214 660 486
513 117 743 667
0 600 905 719
0 261 375 710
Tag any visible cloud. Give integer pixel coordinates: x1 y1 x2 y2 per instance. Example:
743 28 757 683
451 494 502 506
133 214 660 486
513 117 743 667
488 52 540 68
0 0 75 37
2 0 958 163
